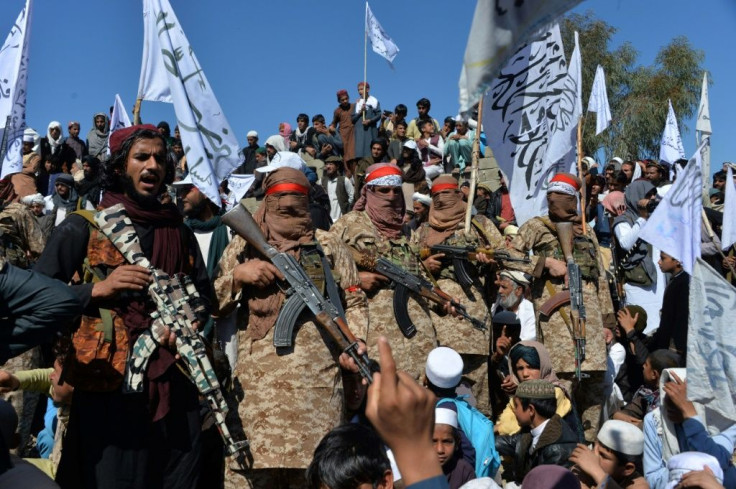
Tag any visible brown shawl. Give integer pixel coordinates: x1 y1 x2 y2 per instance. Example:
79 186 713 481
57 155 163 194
426 175 466 247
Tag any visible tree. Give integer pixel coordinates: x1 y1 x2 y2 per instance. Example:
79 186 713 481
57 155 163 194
561 12 707 162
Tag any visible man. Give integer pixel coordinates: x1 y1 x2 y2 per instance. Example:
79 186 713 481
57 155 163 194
403 192 430 233
644 161 669 188
321 156 354 222
43 173 87 226
35 125 212 489
417 120 444 182
313 114 341 159
406 98 440 140
387 120 409 164
234 130 260 175
39 122 76 173
10 143 39 201
326 163 438 381
712 170 726 192
353 82 382 160
492 270 536 342
65 121 88 162
213 167 369 488
301 141 326 183
439 116 456 142
354 138 389 197
86 112 109 161
413 175 503 416
329 90 355 163
443 118 474 173
648 252 689 357
380 103 408 140
499 172 615 441
289 114 316 157
621 160 635 184
76 156 102 208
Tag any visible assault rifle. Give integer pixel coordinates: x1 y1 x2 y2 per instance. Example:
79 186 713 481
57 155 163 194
221 204 378 384
419 244 530 289
353 251 487 338
94 205 247 456
556 222 586 381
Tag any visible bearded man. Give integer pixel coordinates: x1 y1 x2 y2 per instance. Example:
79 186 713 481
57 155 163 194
214 168 369 488
412 175 503 415
35 125 212 489
498 172 614 441
325 163 438 381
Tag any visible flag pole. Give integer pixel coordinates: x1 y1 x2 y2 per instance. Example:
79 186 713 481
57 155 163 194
362 2 368 123
133 98 142 125
464 97 483 234
576 115 587 235
702 208 736 276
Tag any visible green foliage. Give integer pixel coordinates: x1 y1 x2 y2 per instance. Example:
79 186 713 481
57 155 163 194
560 11 707 162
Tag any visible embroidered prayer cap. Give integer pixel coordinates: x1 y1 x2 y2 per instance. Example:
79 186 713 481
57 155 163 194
109 124 159 155
477 183 493 194
503 225 519 237
499 270 531 286
515 379 555 400
547 172 581 196
597 420 644 456
256 151 308 174
666 452 723 488
425 346 464 389
325 155 344 164
246 130 258 138
492 310 520 326
336 89 348 99
431 175 459 195
435 406 458 429
412 192 431 206
365 163 402 187
255 147 266 155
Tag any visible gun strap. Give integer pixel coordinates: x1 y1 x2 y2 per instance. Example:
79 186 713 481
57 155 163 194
543 281 574 341
316 244 346 320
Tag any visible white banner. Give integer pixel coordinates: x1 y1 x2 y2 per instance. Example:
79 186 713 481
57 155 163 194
224 174 255 211
659 99 685 165
687 258 736 424
587 65 611 135
481 24 569 225
0 0 32 179
721 166 736 250
640 138 708 274
107 94 131 156
542 30 582 175
365 2 399 64
137 0 240 208
458 0 582 111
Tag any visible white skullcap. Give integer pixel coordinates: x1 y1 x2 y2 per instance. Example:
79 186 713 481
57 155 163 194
582 156 597 168
597 420 644 456
458 478 502 489
611 157 624 165
435 407 458 428
403 140 417 150
666 452 723 489
412 192 431 206
426 346 463 389
247 130 258 138
499 270 531 286
503 225 519 237
256 151 307 174
21 193 45 206
23 133 34 143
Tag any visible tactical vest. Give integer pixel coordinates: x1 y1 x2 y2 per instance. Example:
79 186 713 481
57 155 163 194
533 217 600 281
416 218 489 282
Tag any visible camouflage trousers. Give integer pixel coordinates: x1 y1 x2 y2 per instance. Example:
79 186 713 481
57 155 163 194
558 371 605 442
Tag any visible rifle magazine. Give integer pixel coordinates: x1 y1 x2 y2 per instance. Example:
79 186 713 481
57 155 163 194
392 285 417 339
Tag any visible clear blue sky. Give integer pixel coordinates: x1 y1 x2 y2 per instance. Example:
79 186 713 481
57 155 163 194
2 0 734 177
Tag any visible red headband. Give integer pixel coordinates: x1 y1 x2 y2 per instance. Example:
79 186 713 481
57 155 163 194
265 183 309 196
366 165 402 182
549 173 581 191
431 182 459 194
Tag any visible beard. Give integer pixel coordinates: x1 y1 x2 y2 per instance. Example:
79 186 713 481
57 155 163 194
122 173 162 207
499 292 520 310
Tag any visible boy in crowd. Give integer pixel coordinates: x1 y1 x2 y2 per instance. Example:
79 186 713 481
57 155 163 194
433 406 476 488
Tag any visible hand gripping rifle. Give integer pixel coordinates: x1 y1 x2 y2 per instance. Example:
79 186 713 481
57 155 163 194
419 244 530 289
93 204 247 456
556 222 586 381
352 251 487 338
221 203 378 384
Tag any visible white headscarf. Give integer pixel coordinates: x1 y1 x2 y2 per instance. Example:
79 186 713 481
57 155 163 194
47 121 63 153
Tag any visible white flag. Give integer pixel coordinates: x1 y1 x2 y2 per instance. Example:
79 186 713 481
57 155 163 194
659 99 685 165
224 174 255 211
106 94 132 156
687 258 736 424
721 166 736 250
136 0 241 208
365 3 399 64
543 31 582 176
640 138 708 274
696 72 711 136
587 65 611 135
458 0 582 111
482 24 569 225
0 0 32 179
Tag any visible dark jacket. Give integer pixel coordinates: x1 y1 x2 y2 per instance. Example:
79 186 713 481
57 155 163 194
649 271 690 356
495 414 578 484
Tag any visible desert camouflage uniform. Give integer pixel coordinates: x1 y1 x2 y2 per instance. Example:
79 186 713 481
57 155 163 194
0 202 46 268
412 215 503 416
501 216 615 441
325 211 437 381
214 230 368 488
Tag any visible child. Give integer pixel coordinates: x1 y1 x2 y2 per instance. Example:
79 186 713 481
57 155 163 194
613 349 681 428
569 419 647 489
434 406 476 489
495 379 578 485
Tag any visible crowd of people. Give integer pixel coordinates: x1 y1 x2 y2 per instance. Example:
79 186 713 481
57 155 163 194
0 82 734 489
